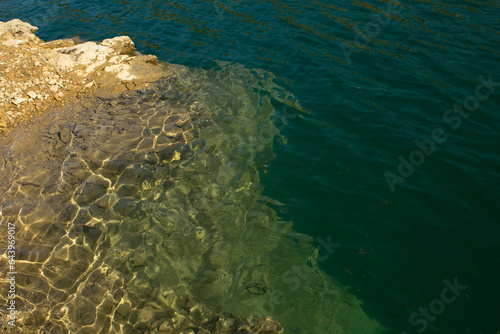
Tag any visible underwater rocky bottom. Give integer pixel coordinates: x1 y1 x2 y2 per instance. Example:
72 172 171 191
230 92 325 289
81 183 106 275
0 63 383 333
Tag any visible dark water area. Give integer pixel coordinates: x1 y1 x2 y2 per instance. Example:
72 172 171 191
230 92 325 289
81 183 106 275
1 0 500 333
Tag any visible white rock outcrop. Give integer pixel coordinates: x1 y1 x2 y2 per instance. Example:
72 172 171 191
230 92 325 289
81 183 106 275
0 19 167 132
0 19 41 46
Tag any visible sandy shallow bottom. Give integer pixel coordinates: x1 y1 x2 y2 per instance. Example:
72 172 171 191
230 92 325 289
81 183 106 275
0 62 383 334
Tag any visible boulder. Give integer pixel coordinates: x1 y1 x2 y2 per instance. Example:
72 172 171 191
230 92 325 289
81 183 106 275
0 19 41 46
100 36 136 55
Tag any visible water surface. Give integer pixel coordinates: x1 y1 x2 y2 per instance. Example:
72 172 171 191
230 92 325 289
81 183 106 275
1 0 499 333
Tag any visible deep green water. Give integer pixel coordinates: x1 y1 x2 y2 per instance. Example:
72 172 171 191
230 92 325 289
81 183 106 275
1 0 499 333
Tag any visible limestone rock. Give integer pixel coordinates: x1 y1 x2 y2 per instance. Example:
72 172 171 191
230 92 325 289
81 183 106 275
0 19 41 46
41 38 76 49
75 175 110 205
0 27 14 42
12 97 27 106
100 36 136 55
104 63 136 81
1 19 171 134
53 41 113 69
1 19 38 36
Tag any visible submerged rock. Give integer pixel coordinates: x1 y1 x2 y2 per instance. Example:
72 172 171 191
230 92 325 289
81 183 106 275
0 73 290 334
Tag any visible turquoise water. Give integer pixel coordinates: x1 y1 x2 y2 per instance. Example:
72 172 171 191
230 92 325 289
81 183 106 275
1 0 499 333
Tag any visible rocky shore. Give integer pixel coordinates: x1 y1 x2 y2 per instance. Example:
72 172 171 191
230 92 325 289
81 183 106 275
0 19 290 334
0 19 167 135
0 18 383 334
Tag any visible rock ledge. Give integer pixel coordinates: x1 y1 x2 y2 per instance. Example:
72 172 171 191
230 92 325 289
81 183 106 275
0 19 169 134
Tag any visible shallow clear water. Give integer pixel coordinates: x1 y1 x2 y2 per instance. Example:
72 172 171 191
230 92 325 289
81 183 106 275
0 63 381 333
1 0 500 333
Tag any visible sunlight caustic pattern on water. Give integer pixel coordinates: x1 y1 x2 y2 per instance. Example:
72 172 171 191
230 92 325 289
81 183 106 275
1 62 382 333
